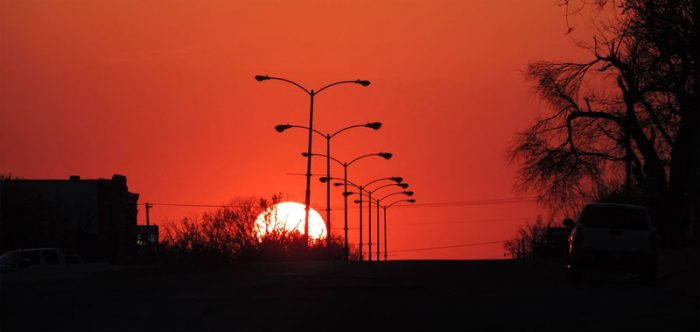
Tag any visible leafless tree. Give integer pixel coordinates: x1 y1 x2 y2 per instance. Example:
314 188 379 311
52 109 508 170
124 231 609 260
160 196 278 263
159 194 344 262
512 0 697 239
504 216 555 259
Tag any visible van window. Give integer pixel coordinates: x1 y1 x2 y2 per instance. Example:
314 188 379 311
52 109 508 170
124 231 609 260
27 251 41 265
580 206 649 230
42 250 60 264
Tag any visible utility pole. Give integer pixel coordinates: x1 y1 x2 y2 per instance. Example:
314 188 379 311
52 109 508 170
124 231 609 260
145 202 152 247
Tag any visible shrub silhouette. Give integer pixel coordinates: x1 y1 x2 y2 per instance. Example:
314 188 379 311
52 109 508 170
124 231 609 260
158 195 344 264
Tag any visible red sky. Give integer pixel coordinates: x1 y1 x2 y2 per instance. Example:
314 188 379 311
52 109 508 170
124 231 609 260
1 0 598 259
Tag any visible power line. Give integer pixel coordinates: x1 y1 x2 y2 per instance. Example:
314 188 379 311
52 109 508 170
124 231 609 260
332 198 536 210
407 198 537 208
138 197 537 210
139 203 234 208
388 240 506 254
390 216 534 226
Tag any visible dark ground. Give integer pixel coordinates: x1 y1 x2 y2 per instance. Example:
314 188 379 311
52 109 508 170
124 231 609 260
1 253 698 331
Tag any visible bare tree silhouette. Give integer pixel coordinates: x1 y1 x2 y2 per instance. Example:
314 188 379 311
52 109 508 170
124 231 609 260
159 194 344 263
504 216 555 259
512 0 697 241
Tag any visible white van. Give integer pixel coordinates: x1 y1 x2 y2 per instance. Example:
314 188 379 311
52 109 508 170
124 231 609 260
566 203 657 282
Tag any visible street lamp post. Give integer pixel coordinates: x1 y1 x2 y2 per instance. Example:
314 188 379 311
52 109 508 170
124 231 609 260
276 122 381 247
375 191 415 260
367 190 372 261
366 182 409 261
309 152 393 260
347 177 403 261
382 199 416 261
256 75 370 245
365 183 405 262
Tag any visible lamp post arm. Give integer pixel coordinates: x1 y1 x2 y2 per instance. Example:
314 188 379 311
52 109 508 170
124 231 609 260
264 76 311 95
345 186 371 197
372 182 402 194
305 152 344 167
378 191 410 202
364 177 396 190
386 199 414 209
315 80 362 95
326 176 359 188
329 123 369 139
285 124 326 138
348 153 382 166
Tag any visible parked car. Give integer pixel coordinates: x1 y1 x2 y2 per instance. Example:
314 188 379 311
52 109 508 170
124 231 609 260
566 203 657 283
0 248 77 271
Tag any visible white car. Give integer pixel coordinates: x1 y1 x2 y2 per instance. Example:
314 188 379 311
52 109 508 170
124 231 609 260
0 248 71 271
566 203 657 283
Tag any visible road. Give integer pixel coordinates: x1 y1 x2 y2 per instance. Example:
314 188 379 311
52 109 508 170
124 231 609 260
1 259 698 331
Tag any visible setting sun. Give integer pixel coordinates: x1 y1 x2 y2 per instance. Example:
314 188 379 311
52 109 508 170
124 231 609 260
254 202 326 240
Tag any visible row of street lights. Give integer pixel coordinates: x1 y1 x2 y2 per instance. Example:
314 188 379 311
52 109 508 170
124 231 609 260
342 177 413 261
308 153 393 260
256 75 416 261
276 122 382 246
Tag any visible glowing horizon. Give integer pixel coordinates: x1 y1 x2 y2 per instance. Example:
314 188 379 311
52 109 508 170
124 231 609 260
0 0 597 259
254 202 327 241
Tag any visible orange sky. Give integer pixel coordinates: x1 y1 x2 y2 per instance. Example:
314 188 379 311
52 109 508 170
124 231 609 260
1 0 597 259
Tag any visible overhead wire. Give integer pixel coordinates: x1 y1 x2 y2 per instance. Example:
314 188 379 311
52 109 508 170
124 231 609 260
139 197 537 210
386 240 506 254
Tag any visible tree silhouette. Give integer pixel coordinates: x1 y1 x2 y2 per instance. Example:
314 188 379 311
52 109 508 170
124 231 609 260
511 0 697 240
159 194 344 263
504 216 555 259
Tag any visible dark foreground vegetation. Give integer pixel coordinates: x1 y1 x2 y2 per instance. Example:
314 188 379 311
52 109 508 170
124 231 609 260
141 195 349 266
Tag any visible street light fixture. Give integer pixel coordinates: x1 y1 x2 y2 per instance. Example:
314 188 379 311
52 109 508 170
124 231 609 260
382 198 416 261
275 122 382 246
303 152 392 260
345 176 403 261
365 182 410 260
256 74 370 245
368 190 414 261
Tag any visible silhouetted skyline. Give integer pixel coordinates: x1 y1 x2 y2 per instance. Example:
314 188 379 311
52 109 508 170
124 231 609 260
1 1 607 259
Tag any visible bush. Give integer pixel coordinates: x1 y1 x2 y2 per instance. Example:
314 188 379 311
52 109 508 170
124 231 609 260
156 195 346 265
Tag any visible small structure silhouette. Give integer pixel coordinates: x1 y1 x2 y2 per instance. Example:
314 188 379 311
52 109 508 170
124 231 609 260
0 174 139 263
136 225 159 247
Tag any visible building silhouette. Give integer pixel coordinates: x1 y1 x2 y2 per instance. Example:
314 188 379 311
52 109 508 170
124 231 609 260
0 174 139 263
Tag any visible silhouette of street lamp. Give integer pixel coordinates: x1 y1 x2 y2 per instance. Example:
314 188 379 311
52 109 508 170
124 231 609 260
275 122 382 246
381 198 416 261
366 182 410 260
346 177 404 261
256 75 370 245
304 152 392 259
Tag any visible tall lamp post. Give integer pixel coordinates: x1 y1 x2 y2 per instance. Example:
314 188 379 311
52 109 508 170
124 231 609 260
367 183 410 260
346 177 404 261
256 75 370 245
276 122 382 246
382 198 416 261
304 152 393 260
